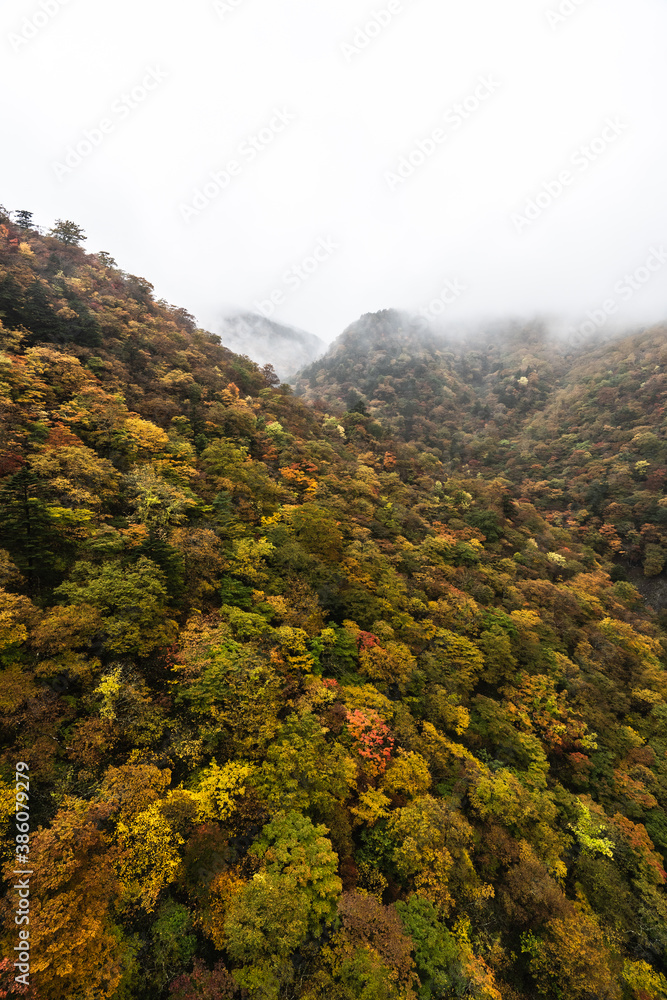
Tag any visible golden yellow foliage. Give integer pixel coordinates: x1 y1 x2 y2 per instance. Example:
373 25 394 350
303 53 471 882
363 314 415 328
115 802 183 912
193 760 255 823
0 588 37 650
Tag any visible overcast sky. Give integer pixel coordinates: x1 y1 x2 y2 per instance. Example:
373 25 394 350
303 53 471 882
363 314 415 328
2 0 667 343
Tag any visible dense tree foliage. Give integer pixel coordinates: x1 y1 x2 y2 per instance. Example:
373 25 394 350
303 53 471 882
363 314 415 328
0 217 666 999
295 310 667 598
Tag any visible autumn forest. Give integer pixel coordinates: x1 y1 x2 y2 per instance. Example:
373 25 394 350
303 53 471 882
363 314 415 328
1 209 667 1000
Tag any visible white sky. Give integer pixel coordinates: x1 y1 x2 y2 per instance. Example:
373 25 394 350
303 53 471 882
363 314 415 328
2 0 667 343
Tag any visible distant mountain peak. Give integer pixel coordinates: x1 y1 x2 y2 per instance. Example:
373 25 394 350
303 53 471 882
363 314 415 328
217 312 325 380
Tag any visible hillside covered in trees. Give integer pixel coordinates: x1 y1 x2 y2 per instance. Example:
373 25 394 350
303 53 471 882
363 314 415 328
295 310 667 596
0 210 667 1000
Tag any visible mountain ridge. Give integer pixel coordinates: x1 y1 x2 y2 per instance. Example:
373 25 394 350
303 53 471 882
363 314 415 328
294 308 667 585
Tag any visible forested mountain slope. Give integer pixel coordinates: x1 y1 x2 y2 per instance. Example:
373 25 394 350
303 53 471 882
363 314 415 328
0 215 666 1000
295 310 667 588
